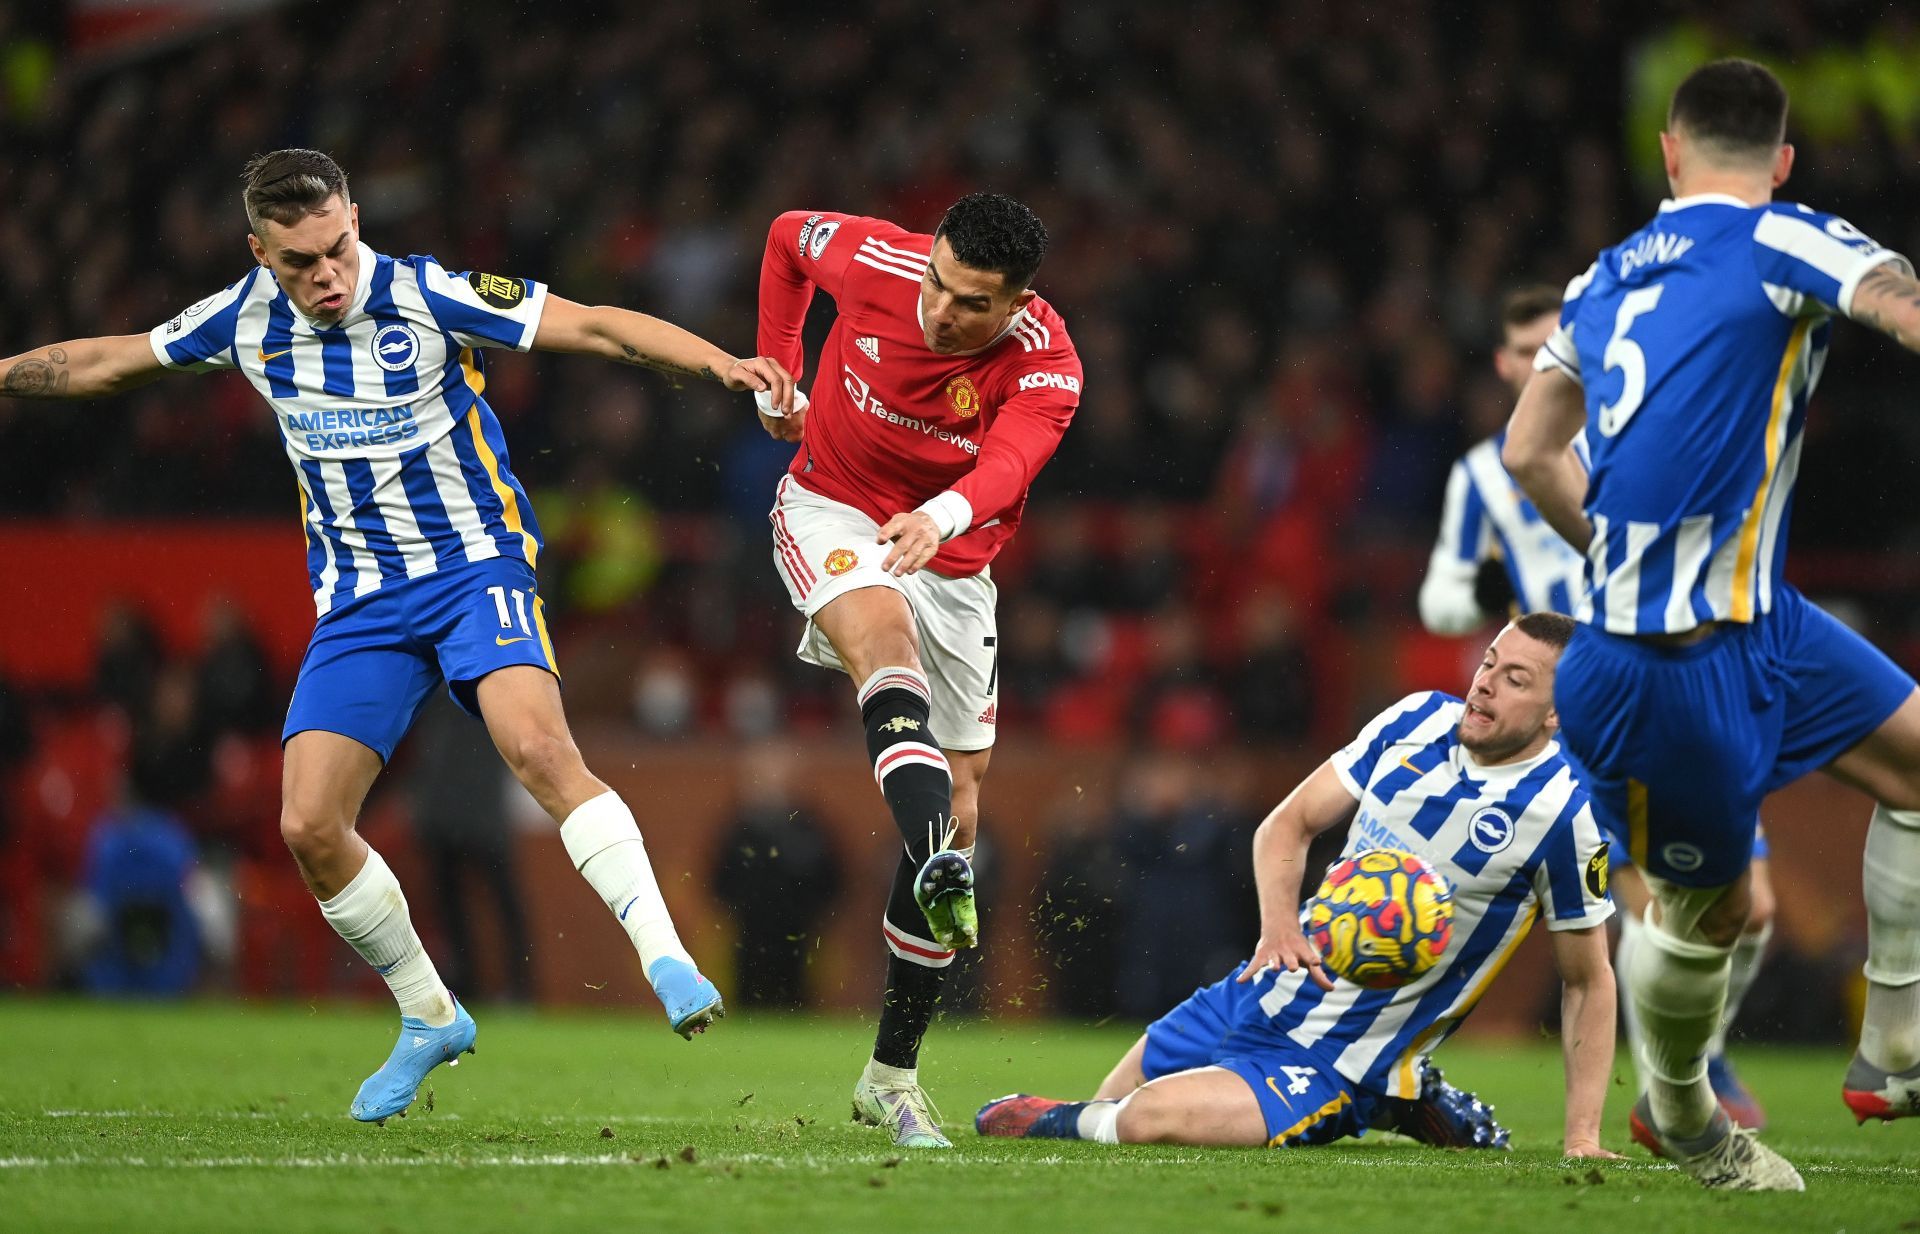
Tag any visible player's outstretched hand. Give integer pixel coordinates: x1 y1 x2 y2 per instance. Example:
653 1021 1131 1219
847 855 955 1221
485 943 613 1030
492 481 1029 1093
1237 930 1334 991
1562 1141 1625 1160
877 511 941 577
723 355 795 406
753 385 807 443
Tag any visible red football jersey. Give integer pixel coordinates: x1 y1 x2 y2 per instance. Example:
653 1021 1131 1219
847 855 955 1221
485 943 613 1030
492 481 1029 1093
757 210 1082 578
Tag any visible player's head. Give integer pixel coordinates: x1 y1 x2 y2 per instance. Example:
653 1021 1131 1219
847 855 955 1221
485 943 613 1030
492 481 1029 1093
1492 285 1561 398
1458 612 1575 765
922 192 1048 354
241 149 362 326
1661 58 1794 194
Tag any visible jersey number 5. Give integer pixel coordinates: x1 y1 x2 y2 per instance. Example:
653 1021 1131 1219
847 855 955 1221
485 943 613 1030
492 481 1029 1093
1597 285 1665 437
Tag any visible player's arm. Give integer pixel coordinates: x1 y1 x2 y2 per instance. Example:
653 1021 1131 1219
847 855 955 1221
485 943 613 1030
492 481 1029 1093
1234 761 1357 992
752 211 869 443
0 335 166 400
1549 924 1622 1159
878 381 1079 576
531 296 793 407
1419 459 1499 635
1847 263 1920 354
1502 368 1593 552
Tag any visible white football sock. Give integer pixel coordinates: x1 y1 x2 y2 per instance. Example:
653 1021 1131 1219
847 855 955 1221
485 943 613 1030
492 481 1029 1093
317 848 455 1027
1861 806 1920 1071
1630 913 1730 1138
1707 919 1772 1058
1078 1099 1121 1143
561 791 692 973
864 1058 917 1088
1615 908 1649 1094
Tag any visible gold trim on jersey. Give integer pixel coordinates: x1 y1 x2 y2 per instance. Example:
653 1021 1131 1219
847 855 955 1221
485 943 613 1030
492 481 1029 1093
1730 319 1812 623
1389 904 1542 1098
460 352 537 569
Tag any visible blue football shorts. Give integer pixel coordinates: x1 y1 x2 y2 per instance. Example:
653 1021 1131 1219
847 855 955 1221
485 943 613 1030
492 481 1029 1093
283 557 557 761
1143 969 1380 1147
1556 585 1911 887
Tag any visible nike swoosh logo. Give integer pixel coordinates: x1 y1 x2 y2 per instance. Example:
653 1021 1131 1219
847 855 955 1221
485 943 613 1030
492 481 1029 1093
1398 754 1426 775
619 896 639 921
495 635 532 646
257 347 293 362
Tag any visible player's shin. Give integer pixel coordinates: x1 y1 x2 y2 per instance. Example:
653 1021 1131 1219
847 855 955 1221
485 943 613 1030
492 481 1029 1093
1860 805 1920 1072
859 666 953 865
1708 919 1773 1059
318 847 456 1027
1615 909 1650 1093
874 852 956 1071
561 790 694 971
1628 885 1734 1138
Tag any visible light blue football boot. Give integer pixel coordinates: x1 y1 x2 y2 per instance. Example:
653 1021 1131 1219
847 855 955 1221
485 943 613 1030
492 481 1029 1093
351 999 477 1123
648 956 725 1039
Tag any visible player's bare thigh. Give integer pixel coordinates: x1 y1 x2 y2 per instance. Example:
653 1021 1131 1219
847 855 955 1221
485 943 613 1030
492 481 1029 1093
1825 687 1920 811
475 664 607 822
811 585 921 683
1114 1067 1268 1146
280 729 385 898
1094 1034 1150 1100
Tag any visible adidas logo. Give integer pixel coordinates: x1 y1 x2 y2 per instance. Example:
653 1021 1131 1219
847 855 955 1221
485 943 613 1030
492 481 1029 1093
856 335 881 363
411 1035 430 1049
977 702 997 726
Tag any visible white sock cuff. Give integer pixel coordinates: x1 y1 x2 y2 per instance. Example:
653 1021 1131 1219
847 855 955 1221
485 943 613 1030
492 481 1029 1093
857 666 931 708
1641 916 1735 966
1865 804 1920 985
1079 1100 1122 1144
561 791 642 870
1875 805 1920 832
319 848 396 917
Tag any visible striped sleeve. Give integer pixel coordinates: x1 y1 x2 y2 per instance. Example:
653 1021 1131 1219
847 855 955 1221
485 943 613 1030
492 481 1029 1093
416 258 550 351
1330 692 1450 798
1530 791 1615 931
1533 261 1597 384
147 269 260 372
1418 458 1489 635
1752 207 1911 320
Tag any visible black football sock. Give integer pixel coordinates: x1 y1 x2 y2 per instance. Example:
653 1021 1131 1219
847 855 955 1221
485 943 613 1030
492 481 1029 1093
858 666 952 867
874 851 951 1069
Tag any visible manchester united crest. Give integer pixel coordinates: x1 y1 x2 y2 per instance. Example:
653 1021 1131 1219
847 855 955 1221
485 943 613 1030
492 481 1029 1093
824 548 859 576
946 375 980 419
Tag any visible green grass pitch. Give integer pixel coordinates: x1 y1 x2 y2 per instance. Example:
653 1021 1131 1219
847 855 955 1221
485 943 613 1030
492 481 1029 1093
1 999 1916 1232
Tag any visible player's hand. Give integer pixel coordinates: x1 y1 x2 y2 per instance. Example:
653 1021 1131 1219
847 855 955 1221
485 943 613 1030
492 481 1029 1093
754 386 808 443
876 511 941 576
722 355 794 407
1237 929 1334 991
1562 1141 1624 1160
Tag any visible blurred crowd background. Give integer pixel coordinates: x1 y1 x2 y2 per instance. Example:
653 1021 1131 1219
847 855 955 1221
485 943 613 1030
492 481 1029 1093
0 0 1914 1040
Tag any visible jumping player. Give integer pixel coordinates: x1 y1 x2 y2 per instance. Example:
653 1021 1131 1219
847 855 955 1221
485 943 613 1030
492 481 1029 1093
0 149 794 1121
753 194 1080 1148
1507 59 1920 1189
977 616 1618 1157
1422 285 1776 1129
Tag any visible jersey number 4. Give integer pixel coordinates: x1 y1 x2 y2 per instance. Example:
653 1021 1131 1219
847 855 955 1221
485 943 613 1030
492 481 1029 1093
1597 285 1665 438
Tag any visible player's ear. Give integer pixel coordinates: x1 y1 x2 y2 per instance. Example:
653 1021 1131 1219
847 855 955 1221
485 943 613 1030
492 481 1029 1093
349 199 360 234
247 231 269 269
1659 130 1681 183
1772 143 1794 189
1010 287 1037 317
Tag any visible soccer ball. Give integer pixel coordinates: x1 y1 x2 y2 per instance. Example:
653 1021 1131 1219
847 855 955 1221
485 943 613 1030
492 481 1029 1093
1304 848 1454 989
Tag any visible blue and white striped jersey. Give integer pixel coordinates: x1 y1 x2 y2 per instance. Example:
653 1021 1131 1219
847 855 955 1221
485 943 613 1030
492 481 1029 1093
147 243 549 617
1259 691 1612 1098
1535 194 1908 635
1420 431 1591 633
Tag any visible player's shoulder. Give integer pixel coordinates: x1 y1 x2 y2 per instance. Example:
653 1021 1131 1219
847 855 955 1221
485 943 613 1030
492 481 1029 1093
989 298 1081 386
1369 691 1464 741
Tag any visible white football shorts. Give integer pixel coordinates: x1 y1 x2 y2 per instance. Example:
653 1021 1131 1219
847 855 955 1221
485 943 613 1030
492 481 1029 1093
769 475 999 751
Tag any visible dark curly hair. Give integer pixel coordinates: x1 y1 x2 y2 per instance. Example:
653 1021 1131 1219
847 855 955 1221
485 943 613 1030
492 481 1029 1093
1669 58 1788 162
933 192 1049 290
1514 611 1576 653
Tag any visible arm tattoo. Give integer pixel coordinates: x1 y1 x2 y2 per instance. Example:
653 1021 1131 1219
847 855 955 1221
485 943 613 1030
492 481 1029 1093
1 346 70 398
1851 265 1920 349
618 343 718 383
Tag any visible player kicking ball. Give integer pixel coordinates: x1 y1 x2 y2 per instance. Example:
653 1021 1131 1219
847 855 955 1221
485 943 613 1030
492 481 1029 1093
0 149 794 1121
752 194 1081 1147
1508 59 1920 1190
980 615 1619 1157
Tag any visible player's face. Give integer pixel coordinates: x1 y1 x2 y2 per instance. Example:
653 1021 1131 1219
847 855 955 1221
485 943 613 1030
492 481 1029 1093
1458 627 1560 764
920 237 1035 355
246 195 362 325
1492 311 1557 398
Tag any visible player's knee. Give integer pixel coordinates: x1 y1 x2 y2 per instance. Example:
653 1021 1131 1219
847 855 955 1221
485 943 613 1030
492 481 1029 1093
1113 1087 1185 1145
278 803 352 863
497 727 583 796
1745 870 1776 933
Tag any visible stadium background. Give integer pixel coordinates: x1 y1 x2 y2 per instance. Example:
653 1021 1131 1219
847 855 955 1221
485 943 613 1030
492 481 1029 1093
2 0 1917 1046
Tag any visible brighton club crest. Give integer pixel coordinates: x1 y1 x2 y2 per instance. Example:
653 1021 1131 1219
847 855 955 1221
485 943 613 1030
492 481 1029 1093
946 374 980 419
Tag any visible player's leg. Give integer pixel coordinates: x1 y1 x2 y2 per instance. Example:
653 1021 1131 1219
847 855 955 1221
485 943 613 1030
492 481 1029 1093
1707 853 1774 1128
1094 1034 1150 1100
1113 1068 1271 1146
473 663 718 1037
434 557 718 1036
281 614 474 1122
1822 689 1920 1118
